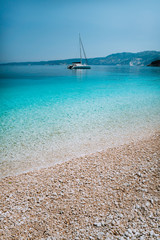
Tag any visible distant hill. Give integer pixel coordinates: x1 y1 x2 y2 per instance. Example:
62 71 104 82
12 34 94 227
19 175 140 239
1 51 160 66
147 60 160 67
88 51 160 66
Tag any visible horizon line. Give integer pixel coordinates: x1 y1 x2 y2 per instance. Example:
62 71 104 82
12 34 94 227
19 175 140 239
0 50 160 65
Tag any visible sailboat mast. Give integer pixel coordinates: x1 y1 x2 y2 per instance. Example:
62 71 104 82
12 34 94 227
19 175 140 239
79 35 88 65
79 33 82 64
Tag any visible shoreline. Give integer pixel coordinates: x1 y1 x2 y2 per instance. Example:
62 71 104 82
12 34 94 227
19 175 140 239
1 126 159 180
0 132 159 239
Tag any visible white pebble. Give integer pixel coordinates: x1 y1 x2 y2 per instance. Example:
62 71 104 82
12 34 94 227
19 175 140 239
150 230 154 236
93 222 101 227
97 232 104 239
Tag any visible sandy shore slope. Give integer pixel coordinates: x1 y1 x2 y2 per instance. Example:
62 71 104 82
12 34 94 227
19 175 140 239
0 133 159 240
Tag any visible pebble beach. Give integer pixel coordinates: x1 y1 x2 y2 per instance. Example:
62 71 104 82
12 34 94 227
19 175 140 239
0 132 159 240
1 1 160 238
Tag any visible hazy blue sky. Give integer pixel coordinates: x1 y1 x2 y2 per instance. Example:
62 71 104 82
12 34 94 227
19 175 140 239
0 0 160 63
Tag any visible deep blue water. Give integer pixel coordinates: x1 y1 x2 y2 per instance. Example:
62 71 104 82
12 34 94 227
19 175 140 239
0 65 160 178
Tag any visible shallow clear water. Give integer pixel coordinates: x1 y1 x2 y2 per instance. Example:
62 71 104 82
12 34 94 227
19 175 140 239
0 65 160 178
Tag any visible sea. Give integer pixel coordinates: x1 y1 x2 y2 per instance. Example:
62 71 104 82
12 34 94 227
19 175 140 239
0 65 160 178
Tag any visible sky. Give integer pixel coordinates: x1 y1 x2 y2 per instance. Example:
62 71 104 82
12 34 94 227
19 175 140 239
0 0 160 63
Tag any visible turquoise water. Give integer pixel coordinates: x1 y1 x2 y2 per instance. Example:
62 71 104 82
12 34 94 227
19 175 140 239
0 65 160 178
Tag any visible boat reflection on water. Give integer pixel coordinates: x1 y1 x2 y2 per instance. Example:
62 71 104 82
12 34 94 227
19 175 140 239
71 68 90 79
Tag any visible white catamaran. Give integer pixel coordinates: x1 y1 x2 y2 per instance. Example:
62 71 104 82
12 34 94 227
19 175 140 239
67 34 91 69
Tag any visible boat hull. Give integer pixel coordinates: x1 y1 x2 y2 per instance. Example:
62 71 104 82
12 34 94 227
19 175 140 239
72 65 91 69
67 63 91 69
67 65 73 69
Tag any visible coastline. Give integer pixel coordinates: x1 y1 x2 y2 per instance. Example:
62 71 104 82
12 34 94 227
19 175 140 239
0 132 159 239
1 126 159 180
